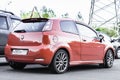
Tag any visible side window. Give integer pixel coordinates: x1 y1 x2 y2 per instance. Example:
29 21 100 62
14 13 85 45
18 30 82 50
0 16 8 30
76 23 97 38
60 21 78 34
11 18 21 28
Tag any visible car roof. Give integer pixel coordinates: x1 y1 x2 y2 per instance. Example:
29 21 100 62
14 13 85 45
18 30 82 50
0 10 14 15
0 10 21 20
21 17 93 31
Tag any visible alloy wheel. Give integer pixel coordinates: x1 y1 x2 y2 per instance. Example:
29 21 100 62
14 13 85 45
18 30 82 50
50 49 69 74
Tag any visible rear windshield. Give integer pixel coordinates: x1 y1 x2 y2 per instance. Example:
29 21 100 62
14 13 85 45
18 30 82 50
13 21 47 32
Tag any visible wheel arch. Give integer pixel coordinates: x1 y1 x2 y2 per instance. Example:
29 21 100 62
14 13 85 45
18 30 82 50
49 47 71 66
57 48 70 61
100 48 114 68
104 48 115 59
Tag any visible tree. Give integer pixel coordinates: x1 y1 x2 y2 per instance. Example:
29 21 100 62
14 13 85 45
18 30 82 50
61 13 69 18
41 6 56 18
20 11 30 19
76 11 84 21
20 11 40 19
96 27 118 37
20 6 56 19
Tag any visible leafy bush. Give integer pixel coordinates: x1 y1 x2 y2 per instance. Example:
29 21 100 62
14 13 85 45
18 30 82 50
20 6 56 19
95 27 118 37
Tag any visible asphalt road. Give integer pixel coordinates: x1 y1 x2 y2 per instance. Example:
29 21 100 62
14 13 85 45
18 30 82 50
0 59 120 80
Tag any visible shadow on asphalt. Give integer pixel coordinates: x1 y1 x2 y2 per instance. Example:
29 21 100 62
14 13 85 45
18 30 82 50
68 64 102 72
0 63 8 66
8 65 51 74
7 64 104 74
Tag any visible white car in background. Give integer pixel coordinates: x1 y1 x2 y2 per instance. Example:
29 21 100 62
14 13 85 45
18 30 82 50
99 32 120 59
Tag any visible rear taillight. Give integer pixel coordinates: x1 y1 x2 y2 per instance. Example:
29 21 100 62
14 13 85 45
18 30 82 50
42 35 50 45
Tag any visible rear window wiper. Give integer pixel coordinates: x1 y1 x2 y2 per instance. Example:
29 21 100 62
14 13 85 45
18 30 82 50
14 30 26 33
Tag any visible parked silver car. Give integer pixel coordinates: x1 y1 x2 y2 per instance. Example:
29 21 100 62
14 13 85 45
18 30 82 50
0 10 21 56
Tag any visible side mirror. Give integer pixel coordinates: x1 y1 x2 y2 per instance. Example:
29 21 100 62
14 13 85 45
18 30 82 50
111 39 115 43
99 34 104 42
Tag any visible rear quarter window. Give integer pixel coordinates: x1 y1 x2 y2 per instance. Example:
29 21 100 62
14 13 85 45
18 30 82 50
60 20 78 34
11 18 21 28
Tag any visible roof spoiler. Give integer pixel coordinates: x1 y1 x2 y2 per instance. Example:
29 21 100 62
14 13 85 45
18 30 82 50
22 18 49 22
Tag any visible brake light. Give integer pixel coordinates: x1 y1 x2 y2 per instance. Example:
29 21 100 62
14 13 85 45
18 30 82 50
42 35 50 44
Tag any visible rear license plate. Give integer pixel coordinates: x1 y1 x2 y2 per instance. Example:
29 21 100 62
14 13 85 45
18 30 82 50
12 49 28 55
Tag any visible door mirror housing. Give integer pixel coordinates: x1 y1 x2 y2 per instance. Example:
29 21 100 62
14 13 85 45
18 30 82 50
99 34 104 42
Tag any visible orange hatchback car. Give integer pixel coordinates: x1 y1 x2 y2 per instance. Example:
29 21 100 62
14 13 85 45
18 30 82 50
5 18 115 74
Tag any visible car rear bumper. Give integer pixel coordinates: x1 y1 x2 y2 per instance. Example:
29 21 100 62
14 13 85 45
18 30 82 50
5 45 54 65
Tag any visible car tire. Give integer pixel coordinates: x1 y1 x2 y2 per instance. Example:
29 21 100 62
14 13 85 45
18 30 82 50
49 49 69 74
116 48 120 59
99 49 114 68
9 61 26 70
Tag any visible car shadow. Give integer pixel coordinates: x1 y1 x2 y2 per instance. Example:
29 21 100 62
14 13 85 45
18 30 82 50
23 66 51 74
0 63 8 66
68 64 103 72
7 65 52 74
7 64 105 74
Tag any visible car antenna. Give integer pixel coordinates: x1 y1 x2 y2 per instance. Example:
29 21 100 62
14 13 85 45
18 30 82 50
30 6 41 18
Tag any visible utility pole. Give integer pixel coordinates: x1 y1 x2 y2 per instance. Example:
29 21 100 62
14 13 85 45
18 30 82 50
89 0 120 29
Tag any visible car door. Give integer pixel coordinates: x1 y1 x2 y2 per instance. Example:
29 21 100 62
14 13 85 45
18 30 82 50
60 20 81 61
76 23 104 61
0 16 9 54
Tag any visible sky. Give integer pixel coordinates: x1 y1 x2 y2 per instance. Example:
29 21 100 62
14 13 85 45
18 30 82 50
0 0 90 23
